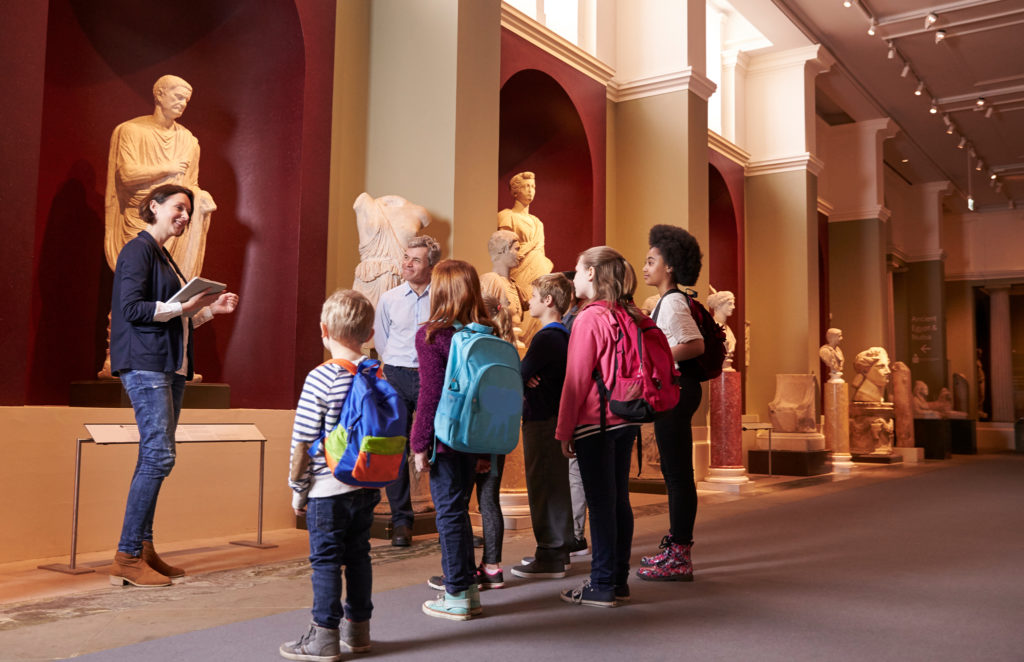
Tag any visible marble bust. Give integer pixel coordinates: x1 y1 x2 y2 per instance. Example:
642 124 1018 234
819 328 845 381
352 192 431 308
850 347 891 403
105 75 215 280
497 171 553 310
479 230 524 347
707 290 737 370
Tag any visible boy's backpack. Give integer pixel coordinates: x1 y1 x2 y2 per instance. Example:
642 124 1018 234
433 322 523 456
591 302 680 424
652 288 726 382
309 358 408 488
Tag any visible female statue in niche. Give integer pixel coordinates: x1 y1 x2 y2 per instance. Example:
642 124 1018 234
498 172 552 300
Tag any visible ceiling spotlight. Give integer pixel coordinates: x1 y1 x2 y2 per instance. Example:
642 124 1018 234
925 12 938 27
901 158 909 163
868 22 876 36
935 30 946 43
985 107 994 118
976 160 984 171
946 124 955 135
957 137 967 149
915 82 925 96
929 103 938 114
977 97 986 106
901 64 911 78
968 196 975 211
887 43 896 59
991 173 998 180
843 0 853 7
970 148 977 158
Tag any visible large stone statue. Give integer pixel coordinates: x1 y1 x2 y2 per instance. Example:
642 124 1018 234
352 192 431 308
768 374 818 433
105 75 215 280
100 75 215 379
480 230 525 348
707 290 737 369
498 172 552 344
819 328 845 381
849 347 891 403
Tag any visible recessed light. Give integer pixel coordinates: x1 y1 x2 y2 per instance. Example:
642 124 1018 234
901 158 909 163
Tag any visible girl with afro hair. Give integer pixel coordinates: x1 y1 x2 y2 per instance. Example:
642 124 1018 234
638 224 705 582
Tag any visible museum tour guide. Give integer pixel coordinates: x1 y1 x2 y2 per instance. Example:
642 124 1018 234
109 184 238 588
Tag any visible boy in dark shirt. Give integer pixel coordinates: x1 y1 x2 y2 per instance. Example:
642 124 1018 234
511 273 574 579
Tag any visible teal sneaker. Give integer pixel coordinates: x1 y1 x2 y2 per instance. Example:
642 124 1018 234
422 589 474 621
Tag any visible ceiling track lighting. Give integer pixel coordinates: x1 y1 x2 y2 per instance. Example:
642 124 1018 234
985 107 994 118
887 43 896 59
976 160 984 172
843 0 853 7
915 82 925 96
946 124 955 135
925 12 938 28
957 137 967 149
901 63 911 78
990 173 998 181
929 102 938 114
976 97 986 106
935 30 946 44
868 22 876 36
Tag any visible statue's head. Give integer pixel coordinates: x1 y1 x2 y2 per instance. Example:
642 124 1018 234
826 328 842 346
153 75 193 121
509 172 536 205
853 347 891 387
914 380 929 398
707 291 736 318
487 230 520 269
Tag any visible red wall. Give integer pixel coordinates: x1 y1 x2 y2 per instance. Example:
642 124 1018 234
499 29 606 273
708 151 746 390
3 0 335 408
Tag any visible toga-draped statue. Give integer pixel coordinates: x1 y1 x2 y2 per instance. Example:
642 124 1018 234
99 75 215 379
498 172 552 344
105 75 215 281
352 192 431 308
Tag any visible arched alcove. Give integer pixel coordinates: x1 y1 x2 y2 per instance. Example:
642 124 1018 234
27 0 318 408
498 69 594 273
709 164 744 377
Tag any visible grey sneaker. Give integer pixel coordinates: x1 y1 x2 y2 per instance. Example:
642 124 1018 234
280 622 341 662
340 618 370 653
511 558 566 579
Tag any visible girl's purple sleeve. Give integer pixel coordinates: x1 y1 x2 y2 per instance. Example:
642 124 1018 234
411 326 449 454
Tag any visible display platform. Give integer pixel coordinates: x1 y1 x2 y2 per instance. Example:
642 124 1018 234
369 513 438 541
913 418 953 459
748 449 829 476
628 477 668 494
851 453 903 464
70 380 230 409
950 419 978 454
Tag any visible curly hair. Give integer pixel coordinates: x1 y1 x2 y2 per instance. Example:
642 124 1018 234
648 224 702 287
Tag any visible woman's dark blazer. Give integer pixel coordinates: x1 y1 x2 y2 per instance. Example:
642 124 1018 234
110 231 194 379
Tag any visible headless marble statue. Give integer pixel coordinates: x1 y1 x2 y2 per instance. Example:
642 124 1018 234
352 192 431 308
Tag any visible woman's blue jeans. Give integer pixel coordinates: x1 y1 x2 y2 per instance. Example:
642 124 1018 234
117 370 186 556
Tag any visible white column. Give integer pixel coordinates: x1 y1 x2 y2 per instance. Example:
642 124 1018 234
988 286 1014 422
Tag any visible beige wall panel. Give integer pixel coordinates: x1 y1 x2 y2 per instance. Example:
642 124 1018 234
326 0 371 299
745 170 820 421
0 407 295 565
827 218 888 362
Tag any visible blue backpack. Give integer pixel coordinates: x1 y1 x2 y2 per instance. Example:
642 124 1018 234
309 358 408 488
433 323 523 456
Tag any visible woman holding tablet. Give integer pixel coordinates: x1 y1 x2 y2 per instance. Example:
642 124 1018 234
108 183 239 587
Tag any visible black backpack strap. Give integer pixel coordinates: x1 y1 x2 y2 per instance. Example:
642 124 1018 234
652 288 684 324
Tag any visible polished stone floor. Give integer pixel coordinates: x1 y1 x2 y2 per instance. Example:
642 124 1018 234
0 459 956 661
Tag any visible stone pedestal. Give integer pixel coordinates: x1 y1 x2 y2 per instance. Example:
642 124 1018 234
496 429 531 529
890 361 915 449
849 401 899 462
700 370 750 492
950 418 978 454
893 447 924 464
823 377 853 472
913 418 953 459
747 430 828 476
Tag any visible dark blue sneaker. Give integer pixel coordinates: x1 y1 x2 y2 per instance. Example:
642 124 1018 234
559 580 616 608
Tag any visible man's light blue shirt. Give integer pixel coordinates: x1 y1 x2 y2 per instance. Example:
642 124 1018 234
374 281 431 368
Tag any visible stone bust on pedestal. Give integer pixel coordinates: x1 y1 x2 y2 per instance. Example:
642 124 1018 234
707 290 737 370
819 328 845 382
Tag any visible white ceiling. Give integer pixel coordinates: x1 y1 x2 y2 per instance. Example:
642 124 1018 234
772 0 1024 212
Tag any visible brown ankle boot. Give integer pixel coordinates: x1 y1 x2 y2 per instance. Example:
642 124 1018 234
142 540 185 578
110 551 171 587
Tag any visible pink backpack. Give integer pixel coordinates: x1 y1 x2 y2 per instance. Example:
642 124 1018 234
590 301 680 423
